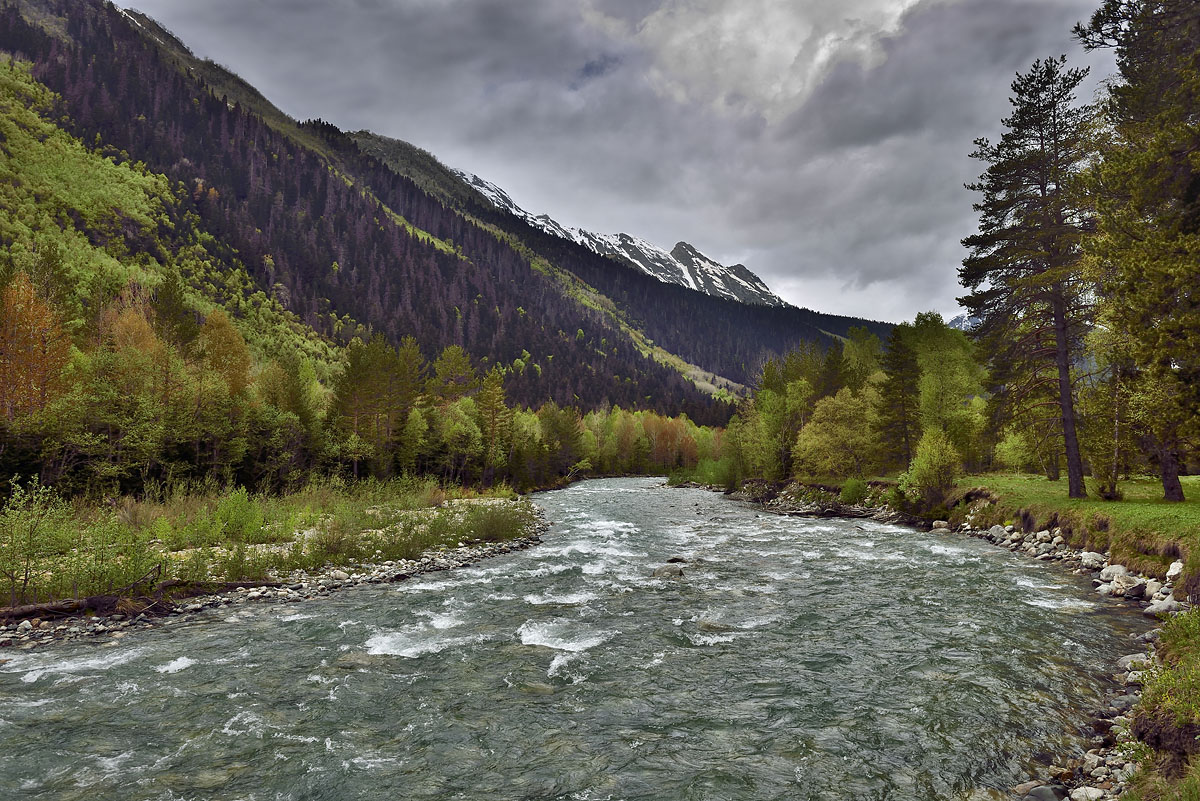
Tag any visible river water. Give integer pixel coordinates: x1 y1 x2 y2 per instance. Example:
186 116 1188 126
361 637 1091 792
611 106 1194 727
1 478 1148 800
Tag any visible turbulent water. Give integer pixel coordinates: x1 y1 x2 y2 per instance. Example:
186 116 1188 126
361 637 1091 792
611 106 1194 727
1 478 1149 800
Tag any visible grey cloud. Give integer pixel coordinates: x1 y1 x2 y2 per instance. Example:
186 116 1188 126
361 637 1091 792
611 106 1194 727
125 0 1112 322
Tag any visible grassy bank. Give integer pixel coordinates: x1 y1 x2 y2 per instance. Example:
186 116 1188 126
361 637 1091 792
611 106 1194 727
0 476 538 611
951 474 1200 581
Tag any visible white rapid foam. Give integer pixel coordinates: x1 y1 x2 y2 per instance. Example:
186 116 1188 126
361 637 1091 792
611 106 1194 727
1022 597 1093 612
365 629 463 658
155 656 197 674
523 590 598 606
518 619 611 653
17 646 148 684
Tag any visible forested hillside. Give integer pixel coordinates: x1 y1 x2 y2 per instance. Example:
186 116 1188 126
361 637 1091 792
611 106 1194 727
0 0 729 420
356 130 894 385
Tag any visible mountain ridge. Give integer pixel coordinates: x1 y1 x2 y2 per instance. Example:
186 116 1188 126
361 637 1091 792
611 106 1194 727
453 168 789 308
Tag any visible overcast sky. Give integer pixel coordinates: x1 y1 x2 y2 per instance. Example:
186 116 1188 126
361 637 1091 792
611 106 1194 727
122 0 1113 323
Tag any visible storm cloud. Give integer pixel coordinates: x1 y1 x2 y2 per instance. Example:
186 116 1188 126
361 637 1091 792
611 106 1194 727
122 0 1113 322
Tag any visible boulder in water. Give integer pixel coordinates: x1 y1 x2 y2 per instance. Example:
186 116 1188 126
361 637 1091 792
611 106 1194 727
1079 551 1106 570
652 565 684 579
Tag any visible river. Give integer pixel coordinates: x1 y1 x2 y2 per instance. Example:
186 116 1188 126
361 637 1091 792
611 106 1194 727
0 477 1148 800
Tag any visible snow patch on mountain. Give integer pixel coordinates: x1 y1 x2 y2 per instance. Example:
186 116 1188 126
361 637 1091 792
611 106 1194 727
453 169 788 308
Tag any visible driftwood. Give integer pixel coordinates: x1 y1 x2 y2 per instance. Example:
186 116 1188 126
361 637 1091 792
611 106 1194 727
0 578 284 622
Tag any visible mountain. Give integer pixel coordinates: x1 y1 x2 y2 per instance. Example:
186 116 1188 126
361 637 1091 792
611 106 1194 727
0 0 890 417
947 313 979 332
355 130 893 386
454 169 788 307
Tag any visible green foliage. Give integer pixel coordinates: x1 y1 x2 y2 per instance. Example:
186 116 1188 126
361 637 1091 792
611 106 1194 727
839 478 869 505
793 387 881 479
899 428 960 509
993 428 1037 472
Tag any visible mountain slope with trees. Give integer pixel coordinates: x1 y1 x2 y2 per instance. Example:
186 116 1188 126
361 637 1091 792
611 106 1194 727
0 0 731 421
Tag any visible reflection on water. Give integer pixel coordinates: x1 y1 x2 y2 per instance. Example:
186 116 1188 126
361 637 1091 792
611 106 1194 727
0 477 1148 800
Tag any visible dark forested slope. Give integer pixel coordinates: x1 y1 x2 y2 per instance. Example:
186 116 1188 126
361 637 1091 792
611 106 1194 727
0 0 728 421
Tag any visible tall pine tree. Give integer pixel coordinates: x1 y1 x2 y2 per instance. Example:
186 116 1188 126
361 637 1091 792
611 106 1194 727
1076 0 1200 501
960 56 1094 498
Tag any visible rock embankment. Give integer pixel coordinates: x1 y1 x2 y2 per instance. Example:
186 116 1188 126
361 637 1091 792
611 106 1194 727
0 524 547 652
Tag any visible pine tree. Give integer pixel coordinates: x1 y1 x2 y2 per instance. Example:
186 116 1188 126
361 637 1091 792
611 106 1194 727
428 344 478 402
474 366 512 483
875 322 920 467
1076 0 1200 501
960 56 1095 498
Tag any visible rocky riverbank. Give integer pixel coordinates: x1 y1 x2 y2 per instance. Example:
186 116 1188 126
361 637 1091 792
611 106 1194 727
953 519 1176 801
0 518 549 653
707 480 1184 801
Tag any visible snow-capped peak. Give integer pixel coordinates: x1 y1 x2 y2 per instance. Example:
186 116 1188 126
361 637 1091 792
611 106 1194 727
453 168 789 308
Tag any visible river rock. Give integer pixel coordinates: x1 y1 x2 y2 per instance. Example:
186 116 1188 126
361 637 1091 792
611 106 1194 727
16 620 31 632
1099 564 1128 582
1117 653 1149 671
1080 552 1106 570
652 565 684 579
1144 596 1181 617
1122 580 1147 600
1069 788 1104 801
1167 560 1184 580
1111 574 1143 597
988 525 1006 540
1110 694 1139 712
1145 580 1163 598
932 520 950 530
329 570 350 581
1024 786 1068 801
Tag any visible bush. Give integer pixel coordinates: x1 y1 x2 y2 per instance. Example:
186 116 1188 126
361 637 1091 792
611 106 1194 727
214 487 265 543
463 501 537 543
839 478 869 505
0 478 73 606
899 429 960 511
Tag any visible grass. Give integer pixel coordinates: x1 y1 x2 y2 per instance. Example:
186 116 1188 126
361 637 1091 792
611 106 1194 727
0 476 534 608
1118 607 1200 800
954 473 1200 579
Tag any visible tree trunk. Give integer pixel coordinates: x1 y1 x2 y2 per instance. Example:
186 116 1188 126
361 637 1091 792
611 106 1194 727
1045 452 1060 481
1160 442 1185 502
1051 291 1086 498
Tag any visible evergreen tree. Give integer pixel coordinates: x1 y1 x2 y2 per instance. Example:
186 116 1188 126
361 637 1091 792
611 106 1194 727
428 345 478 402
1076 0 1200 500
475 366 512 483
960 56 1095 498
875 323 920 467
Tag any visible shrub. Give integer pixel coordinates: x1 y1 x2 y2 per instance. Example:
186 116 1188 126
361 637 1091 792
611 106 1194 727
214 487 265 543
463 501 537 543
0 478 73 606
899 429 960 510
839 478 869 505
